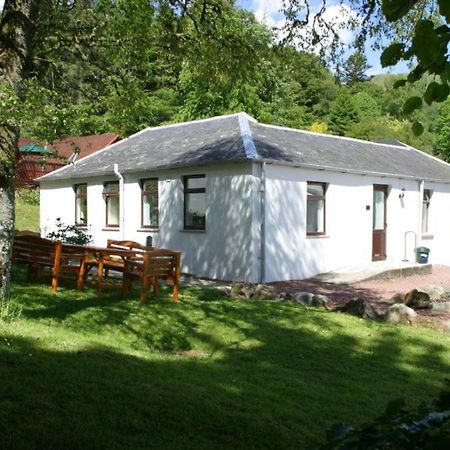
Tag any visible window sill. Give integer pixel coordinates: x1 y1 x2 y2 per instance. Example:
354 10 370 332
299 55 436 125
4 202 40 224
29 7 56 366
421 234 434 240
102 227 120 232
306 234 329 239
137 228 159 233
180 229 206 233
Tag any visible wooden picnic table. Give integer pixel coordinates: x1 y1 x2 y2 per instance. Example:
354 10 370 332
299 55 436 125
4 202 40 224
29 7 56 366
13 233 181 302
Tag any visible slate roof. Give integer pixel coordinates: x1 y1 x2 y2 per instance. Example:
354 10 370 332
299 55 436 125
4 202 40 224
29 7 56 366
40 113 450 183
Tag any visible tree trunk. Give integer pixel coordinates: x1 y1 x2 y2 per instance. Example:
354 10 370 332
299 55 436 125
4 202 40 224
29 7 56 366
0 0 43 300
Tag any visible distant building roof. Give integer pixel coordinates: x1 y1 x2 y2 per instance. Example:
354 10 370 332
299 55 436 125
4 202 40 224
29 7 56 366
19 143 47 155
39 113 450 183
18 133 120 161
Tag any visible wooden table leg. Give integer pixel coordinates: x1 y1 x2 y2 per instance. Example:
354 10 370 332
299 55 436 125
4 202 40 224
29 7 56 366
77 257 87 291
97 254 104 294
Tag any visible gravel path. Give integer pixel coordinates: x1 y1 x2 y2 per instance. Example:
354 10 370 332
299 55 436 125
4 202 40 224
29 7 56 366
270 265 450 321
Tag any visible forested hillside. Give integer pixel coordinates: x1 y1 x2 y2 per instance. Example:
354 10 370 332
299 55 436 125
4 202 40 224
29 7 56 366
18 0 450 160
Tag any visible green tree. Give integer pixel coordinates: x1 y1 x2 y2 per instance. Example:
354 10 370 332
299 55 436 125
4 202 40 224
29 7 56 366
341 51 371 86
0 0 46 300
177 6 271 119
433 100 450 161
327 91 359 136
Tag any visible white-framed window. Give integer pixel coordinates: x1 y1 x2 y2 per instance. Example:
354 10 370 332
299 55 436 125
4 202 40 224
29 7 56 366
307 182 326 235
74 184 87 226
141 178 159 228
103 181 120 227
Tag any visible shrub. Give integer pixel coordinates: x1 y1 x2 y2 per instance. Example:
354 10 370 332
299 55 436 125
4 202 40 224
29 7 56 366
319 381 450 449
46 218 92 245
16 186 40 205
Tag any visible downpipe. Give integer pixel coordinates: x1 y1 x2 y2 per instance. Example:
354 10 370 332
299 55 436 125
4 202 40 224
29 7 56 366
259 161 266 284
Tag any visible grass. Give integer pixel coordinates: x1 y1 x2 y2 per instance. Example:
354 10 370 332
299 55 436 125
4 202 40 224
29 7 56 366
15 197 39 232
1 268 449 449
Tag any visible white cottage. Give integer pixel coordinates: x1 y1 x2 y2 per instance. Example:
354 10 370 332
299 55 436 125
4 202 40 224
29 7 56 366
39 112 450 283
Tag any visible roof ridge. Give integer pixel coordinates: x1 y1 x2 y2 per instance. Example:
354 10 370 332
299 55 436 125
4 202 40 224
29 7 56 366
238 113 259 159
255 122 411 150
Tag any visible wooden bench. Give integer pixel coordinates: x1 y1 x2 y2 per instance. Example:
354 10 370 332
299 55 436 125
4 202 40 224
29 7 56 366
13 233 56 281
122 249 181 304
13 233 85 293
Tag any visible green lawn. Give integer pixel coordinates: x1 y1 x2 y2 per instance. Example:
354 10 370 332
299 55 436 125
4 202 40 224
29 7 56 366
1 268 449 449
15 198 39 232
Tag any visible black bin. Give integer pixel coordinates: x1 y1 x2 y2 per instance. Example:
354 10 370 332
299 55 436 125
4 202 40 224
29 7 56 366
415 246 430 264
146 236 153 249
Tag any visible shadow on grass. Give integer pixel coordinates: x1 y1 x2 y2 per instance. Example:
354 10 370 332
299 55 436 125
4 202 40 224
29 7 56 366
4 267 450 449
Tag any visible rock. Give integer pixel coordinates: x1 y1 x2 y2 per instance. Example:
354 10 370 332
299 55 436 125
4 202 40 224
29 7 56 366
430 301 450 313
241 284 255 299
419 285 448 302
279 291 292 301
311 294 330 308
230 282 244 298
391 293 405 304
385 304 417 325
404 289 431 309
293 291 315 306
340 298 382 320
253 284 276 300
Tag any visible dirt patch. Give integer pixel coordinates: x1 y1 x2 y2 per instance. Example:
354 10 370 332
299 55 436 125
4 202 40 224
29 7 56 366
269 265 450 323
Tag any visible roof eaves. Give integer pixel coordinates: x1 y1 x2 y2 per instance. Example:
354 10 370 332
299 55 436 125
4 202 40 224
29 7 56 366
263 159 450 184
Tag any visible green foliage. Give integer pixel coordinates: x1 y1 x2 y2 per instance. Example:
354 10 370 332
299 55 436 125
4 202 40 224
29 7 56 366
319 381 450 449
328 91 359 136
46 219 92 245
433 100 450 161
340 51 371 86
16 187 39 206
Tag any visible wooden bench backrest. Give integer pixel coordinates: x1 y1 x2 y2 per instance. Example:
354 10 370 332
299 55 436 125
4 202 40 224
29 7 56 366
143 250 181 278
13 234 56 267
107 239 148 252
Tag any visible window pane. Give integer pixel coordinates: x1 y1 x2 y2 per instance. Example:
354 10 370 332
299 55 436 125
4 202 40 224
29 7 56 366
187 177 205 190
76 184 87 195
76 197 87 225
186 192 206 228
307 198 324 233
107 196 120 226
143 193 158 227
373 191 385 230
143 179 157 191
104 182 119 194
307 184 324 196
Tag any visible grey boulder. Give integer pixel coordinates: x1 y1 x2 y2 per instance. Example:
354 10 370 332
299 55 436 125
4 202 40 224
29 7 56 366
385 304 417 325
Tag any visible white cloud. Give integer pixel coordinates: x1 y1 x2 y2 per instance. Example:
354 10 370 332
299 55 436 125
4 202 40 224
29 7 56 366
0 0 4 11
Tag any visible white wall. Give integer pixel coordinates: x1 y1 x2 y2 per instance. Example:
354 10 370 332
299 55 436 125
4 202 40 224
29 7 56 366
40 162 450 283
264 164 450 282
41 162 257 282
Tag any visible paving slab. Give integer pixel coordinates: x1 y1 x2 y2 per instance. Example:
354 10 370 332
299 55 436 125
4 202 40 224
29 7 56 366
311 261 432 284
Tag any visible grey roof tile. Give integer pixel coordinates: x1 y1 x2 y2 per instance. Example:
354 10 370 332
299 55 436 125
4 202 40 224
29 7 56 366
40 112 450 183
